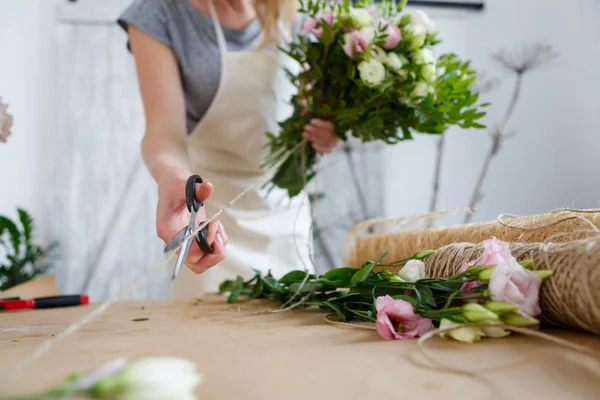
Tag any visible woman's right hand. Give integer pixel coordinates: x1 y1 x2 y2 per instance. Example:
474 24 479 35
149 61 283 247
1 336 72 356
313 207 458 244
156 171 227 274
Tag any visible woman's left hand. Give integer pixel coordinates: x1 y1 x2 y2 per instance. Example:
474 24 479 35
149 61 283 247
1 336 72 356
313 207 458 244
302 119 340 154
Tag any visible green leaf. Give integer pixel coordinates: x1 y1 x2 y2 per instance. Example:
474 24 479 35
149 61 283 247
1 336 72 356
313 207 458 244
227 276 245 303
0 216 21 257
322 267 356 287
279 270 310 285
350 253 387 287
415 285 437 307
323 301 346 321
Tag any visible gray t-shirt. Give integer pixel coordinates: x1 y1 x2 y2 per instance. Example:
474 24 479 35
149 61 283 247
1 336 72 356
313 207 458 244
117 0 301 133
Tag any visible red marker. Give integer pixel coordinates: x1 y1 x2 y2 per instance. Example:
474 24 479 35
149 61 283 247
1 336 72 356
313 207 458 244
0 295 89 311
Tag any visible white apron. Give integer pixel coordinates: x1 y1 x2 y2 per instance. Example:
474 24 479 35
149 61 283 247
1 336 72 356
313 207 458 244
171 1 314 297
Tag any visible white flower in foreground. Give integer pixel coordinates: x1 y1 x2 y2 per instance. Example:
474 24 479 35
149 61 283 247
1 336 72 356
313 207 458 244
0 97 14 143
480 321 511 338
440 318 485 344
411 10 436 33
349 7 372 28
398 260 427 282
93 357 202 400
413 48 436 65
358 59 386 87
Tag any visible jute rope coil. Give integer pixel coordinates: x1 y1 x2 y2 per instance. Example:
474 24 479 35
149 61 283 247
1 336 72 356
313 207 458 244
345 209 600 268
344 209 600 336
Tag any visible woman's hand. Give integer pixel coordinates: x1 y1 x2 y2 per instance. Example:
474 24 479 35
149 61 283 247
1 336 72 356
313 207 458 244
302 119 340 154
156 171 228 274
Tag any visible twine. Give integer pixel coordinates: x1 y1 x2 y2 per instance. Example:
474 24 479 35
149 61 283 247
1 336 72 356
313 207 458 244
346 209 600 268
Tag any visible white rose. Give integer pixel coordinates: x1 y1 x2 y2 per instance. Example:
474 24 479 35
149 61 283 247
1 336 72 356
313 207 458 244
405 24 427 50
349 8 372 28
413 48 436 65
397 260 427 282
411 10 436 33
0 97 14 143
411 81 434 98
94 357 202 400
421 63 437 84
440 318 485 344
358 59 386 87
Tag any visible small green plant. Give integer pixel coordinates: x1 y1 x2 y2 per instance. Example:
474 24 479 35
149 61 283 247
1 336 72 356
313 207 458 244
0 208 56 291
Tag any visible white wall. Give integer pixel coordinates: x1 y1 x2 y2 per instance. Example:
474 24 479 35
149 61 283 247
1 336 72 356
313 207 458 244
0 0 56 244
384 0 600 224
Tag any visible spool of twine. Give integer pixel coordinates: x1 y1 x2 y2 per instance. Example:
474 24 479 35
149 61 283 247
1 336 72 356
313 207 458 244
346 209 600 268
344 209 600 336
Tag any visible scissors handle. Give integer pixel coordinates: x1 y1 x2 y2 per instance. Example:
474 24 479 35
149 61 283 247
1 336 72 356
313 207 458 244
185 174 204 213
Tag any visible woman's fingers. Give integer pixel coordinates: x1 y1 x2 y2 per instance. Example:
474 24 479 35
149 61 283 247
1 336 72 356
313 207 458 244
187 232 226 274
194 180 214 203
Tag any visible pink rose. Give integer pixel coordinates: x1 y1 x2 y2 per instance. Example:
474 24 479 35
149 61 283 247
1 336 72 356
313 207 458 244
489 258 542 317
377 20 402 49
300 13 334 39
460 237 513 272
375 295 434 340
0 97 14 143
342 30 370 58
459 280 485 304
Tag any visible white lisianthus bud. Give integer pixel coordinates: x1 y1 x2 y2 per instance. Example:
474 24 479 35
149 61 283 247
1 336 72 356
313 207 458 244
358 59 386 87
421 63 437 84
397 260 427 282
405 24 427 50
372 47 388 63
410 10 436 33
411 81 433 99
349 7 372 28
440 318 485 344
412 48 436 65
386 53 404 70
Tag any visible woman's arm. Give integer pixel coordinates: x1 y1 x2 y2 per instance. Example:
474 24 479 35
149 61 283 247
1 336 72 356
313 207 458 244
129 26 190 185
128 26 227 272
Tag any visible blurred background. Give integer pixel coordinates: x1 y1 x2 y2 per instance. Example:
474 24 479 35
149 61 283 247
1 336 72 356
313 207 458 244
1 0 599 301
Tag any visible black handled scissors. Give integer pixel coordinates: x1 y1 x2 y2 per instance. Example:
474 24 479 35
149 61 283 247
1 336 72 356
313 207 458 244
164 174 214 280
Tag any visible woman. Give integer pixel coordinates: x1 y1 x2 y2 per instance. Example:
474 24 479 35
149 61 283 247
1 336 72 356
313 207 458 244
118 0 339 297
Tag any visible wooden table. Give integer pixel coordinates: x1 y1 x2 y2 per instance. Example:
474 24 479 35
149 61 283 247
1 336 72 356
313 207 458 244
1 296 600 399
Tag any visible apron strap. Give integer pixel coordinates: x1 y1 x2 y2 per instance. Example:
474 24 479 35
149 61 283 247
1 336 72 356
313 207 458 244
208 0 228 54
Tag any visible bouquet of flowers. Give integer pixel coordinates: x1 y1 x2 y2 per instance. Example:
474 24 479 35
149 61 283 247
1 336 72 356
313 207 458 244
219 238 552 343
267 0 488 197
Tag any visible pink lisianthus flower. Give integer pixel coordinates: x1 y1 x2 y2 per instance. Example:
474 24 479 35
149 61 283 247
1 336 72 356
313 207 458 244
300 12 334 39
342 29 371 58
377 20 402 49
459 280 485 304
459 237 513 272
375 295 434 340
489 258 542 317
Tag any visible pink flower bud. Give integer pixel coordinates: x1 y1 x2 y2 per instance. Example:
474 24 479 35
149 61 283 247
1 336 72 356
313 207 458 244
378 20 402 49
342 30 371 58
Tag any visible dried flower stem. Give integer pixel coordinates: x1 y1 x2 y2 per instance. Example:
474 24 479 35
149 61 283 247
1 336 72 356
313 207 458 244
463 73 523 224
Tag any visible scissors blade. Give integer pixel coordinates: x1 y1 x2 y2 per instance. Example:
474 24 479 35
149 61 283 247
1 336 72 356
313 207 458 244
164 227 188 254
171 234 194 280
